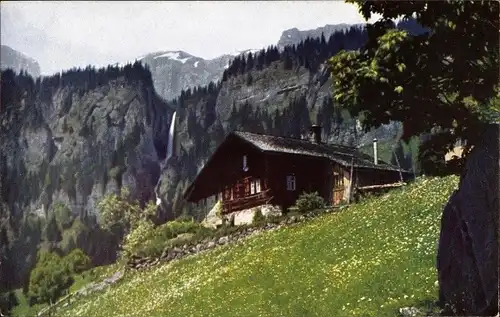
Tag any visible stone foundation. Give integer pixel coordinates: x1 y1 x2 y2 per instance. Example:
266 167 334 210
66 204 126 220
223 204 282 226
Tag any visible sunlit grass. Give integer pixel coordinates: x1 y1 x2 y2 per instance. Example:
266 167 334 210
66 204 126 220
69 263 122 293
54 175 458 317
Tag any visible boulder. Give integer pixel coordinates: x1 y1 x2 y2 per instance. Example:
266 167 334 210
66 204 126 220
218 236 229 245
437 124 499 315
398 307 420 317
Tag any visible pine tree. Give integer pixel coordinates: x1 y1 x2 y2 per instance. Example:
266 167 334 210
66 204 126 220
45 215 62 243
246 53 254 71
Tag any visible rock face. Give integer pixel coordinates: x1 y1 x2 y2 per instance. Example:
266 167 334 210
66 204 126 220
277 24 361 50
437 123 499 315
0 71 173 222
138 50 235 101
0 45 41 77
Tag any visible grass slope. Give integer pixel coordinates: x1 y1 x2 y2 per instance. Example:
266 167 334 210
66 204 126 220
55 176 458 317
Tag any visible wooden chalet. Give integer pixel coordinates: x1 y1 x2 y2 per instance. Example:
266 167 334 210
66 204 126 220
183 126 413 215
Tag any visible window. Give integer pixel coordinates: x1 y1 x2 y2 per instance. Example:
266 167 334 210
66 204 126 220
255 179 261 193
250 181 256 195
243 155 249 171
286 175 296 191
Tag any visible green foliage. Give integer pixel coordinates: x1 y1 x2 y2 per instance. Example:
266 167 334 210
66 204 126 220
63 249 91 274
122 219 204 258
44 215 62 243
293 192 326 213
97 187 156 232
213 200 223 218
252 208 266 225
121 220 156 259
0 291 17 316
108 166 124 180
69 263 121 294
27 248 91 306
28 251 73 305
10 289 46 317
329 1 499 165
51 202 73 230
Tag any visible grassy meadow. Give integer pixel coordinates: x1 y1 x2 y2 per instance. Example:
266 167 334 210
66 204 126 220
53 175 458 317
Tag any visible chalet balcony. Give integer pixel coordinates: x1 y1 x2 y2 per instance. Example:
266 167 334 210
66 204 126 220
222 189 272 214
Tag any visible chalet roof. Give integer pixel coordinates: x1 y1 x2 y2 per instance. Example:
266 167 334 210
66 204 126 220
232 131 408 172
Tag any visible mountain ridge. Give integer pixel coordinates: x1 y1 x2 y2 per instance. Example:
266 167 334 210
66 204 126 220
0 45 41 77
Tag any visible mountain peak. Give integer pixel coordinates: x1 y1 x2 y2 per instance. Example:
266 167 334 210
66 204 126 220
277 23 362 50
138 50 197 64
0 45 41 77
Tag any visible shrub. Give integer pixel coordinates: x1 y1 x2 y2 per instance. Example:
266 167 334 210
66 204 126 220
28 251 73 305
252 208 266 225
63 249 91 274
108 166 124 180
294 192 326 213
213 201 223 218
98 188 156 232
121 220 156 259
122 219 206 258
52 202 73 230
175 213 195 223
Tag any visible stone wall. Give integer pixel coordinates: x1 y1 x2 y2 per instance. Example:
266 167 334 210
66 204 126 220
203 202 282 227
128 207 336 270
223 204 282 226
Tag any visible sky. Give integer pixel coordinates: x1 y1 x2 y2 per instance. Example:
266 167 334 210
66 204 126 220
1 1 381 76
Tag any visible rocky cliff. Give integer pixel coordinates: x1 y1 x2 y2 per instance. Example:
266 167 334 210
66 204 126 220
0 64 174 285
0 45 41 77
277 24 362 50
1 67 173 220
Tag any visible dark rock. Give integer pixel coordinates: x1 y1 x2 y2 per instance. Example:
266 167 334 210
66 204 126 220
437 124 499 316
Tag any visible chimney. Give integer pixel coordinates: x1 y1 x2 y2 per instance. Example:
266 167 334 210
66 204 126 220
310 125 322 144
373 138 378 165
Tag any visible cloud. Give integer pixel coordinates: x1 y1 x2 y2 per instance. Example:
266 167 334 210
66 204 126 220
0 1 380 75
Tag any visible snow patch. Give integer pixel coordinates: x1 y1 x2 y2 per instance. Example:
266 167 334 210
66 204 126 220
154 51 191 63
287 34 291 38
194 61 199 67
228 48 261 57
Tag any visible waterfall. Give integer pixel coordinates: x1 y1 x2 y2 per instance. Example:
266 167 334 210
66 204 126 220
166 111 176 161
156 111 176 206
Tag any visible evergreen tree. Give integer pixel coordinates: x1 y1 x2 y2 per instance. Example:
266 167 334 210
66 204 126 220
45 215 62 243
246 73 253 86
246 52 254 71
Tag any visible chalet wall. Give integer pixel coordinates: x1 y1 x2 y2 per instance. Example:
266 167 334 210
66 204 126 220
189 136 265 201
266 153 331 209
356 168 402 187
342 167 352 201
